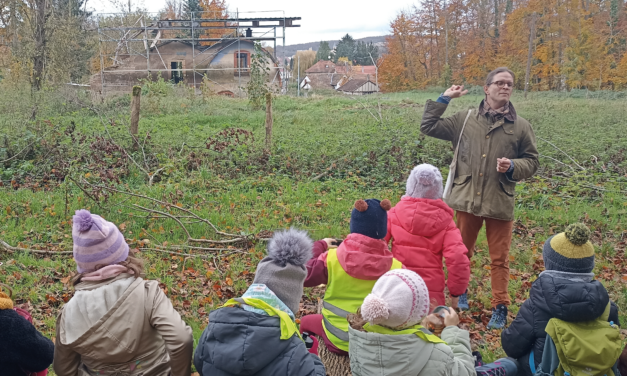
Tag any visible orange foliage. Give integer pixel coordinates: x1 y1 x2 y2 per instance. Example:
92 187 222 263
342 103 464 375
199 0 229 47
381 0 627 92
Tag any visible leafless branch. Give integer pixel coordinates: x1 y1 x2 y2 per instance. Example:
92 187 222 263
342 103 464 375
538 137 586 171
538 154 575 173
0 240 73 255
133 204 192 239
84 182 245 238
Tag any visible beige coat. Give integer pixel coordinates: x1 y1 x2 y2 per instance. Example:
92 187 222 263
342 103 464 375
349 326 477 376
53 274 193 376
421 100 539 221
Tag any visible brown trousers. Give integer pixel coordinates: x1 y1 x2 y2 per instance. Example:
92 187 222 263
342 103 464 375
456 211 513 307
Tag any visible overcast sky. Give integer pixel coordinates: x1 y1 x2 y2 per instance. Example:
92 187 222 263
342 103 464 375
89 0 412 45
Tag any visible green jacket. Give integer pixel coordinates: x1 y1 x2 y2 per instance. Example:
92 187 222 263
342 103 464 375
348 326 477 376
421 100 539 221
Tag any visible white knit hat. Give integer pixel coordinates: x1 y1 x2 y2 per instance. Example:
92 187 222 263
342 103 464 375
361 269 430 330
405 164 443 200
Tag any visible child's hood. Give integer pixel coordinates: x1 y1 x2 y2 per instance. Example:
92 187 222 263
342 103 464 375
536 270 610 322
57 276 170 367
336 233 394 280
205 307 296 373
390 197 454 237
348 326 434 374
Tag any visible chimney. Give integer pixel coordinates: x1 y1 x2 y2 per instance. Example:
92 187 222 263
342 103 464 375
245 28 253 38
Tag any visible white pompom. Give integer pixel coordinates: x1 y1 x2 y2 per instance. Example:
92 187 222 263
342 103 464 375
361 294 389 324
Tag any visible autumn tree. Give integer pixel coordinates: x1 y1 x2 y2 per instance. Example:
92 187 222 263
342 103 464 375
381 0 627 92
198 0 229 46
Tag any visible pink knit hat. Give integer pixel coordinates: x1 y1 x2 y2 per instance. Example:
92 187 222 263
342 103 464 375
72 209 129 273
405 164 443 200
361 269 430 330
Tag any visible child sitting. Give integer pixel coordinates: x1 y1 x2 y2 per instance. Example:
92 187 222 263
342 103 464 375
385 164 470 309
54 210 193 376
501 223 621 376
348 269 476 376
0 283 55 376
194 228 325 376
301 199 403 355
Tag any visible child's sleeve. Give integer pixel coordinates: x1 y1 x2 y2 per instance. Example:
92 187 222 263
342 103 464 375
53 312 82 376
440 326 477 376
501 299 535 359
149 283 194 376
442 221 470 297
304 240 329 287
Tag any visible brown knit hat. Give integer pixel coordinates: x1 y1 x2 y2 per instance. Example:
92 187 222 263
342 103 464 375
0 283 14 310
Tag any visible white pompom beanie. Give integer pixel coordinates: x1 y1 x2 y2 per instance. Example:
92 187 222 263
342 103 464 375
405 164 443 200
361 269 431 330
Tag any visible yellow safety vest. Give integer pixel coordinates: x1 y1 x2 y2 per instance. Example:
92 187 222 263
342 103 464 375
362 322 447 344
322 248 402 352
222 297 302 341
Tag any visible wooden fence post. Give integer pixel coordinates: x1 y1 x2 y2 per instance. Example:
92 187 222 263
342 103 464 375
265 92 273 152
130 86 141 147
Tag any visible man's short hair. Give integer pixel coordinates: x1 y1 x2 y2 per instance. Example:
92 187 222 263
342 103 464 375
485 67 515 86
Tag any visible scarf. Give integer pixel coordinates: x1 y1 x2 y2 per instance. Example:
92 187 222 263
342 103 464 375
480 97 517 122
240 283 295 321
81 265 131 282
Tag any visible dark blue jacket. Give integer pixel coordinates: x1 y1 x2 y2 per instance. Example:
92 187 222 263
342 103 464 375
501 270 619 376
194 307 326 376
0 309 55 375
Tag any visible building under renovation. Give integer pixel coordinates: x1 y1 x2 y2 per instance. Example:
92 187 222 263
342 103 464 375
92 12 300 97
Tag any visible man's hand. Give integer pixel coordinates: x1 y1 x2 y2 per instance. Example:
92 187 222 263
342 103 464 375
443 85 469 99
497 158 512 173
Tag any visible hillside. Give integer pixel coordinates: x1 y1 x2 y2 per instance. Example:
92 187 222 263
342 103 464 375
275 35 388 57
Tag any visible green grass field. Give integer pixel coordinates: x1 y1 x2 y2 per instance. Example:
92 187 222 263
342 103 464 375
1 84 627 371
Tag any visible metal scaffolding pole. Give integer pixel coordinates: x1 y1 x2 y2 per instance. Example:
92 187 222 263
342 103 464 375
94 11 300 97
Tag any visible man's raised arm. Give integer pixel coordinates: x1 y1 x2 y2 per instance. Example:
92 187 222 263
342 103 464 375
420 85 469 142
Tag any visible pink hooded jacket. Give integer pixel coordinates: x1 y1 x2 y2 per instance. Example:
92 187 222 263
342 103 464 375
385 196 470 306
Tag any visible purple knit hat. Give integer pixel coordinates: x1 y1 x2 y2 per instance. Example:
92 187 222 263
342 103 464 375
72 209 129 273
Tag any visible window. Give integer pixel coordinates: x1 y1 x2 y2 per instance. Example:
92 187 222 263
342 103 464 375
234 52 250 76
237 53 249 69
171 61 183 84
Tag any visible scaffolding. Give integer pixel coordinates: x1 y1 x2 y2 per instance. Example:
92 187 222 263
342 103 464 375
95 10 300 97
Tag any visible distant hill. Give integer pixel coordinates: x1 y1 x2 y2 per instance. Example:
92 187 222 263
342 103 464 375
274 35 389 58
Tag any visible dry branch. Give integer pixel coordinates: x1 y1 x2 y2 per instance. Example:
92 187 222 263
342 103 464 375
82 182 243 238
0 240 73 255
538 137 586 171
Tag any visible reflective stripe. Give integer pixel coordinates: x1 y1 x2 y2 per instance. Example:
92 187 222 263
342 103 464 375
419 327 433 335
323 315 349 342
323 300 351 318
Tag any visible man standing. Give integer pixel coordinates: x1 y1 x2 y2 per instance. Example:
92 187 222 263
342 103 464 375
420 67 539 329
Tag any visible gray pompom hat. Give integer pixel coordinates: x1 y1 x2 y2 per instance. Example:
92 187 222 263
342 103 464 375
253 228 313 314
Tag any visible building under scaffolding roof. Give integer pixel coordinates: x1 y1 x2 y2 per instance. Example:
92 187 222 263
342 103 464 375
92 10 300 97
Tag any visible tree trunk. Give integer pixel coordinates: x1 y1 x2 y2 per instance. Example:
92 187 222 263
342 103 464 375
32 0 48 91
265 93 273 152
524 13 537 99
130 86 141 147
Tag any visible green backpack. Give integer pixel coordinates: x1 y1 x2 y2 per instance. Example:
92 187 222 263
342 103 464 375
532 303 622 376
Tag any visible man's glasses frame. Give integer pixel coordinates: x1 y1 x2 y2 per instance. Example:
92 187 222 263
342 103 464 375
488 81 514 88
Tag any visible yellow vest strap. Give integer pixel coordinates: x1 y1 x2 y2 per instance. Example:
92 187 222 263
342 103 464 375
222 298 302 341
363 323 446 344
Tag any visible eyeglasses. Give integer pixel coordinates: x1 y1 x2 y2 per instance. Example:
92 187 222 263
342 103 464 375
488 81 514 88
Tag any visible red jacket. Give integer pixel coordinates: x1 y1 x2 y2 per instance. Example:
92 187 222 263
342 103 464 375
304 233 397 287
385 196 469 306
